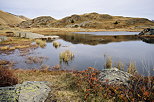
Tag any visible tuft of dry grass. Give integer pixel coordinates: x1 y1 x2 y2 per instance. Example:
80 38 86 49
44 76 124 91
35 39 46 48
127 61 137 75
105 56 112 69
53 41 61 48
116 61 124 71
59 50 74 64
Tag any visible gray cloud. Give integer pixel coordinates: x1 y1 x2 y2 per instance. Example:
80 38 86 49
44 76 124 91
0 0 153 19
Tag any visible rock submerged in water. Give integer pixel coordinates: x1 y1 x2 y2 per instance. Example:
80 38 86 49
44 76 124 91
0 81 51 102
99 68 133 86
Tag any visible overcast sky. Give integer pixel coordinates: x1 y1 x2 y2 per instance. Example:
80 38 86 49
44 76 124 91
0 0 153 20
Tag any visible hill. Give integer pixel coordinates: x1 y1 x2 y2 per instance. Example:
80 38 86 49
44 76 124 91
18 16 56 28
18 12 154 30
0 10 26 26
16 15 30 21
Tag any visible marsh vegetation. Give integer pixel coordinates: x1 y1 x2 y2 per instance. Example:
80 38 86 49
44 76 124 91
59 50 74 64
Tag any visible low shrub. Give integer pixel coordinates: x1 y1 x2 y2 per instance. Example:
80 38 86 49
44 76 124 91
73 67 154 101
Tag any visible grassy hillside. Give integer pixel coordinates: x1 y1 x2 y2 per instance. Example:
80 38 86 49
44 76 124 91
0 10 26 26
52 12 154 29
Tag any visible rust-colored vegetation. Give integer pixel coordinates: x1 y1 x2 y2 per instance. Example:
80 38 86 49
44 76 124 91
0 67 18 87
73 67 154 101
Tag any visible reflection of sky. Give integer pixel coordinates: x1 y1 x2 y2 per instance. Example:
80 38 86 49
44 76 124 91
0 39 154 76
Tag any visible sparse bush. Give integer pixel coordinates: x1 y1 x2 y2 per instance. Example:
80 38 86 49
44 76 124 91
59 50 74 64
0 67 18 87
53 41 61 48
73 67 154 102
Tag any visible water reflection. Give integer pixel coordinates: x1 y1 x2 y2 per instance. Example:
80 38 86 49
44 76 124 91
0 32 154 76
55 33 139 45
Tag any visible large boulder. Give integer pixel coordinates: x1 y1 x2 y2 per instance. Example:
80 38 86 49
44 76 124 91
99 68 132 86
0 81 51 102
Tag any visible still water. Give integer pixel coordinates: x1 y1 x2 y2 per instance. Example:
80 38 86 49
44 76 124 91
0 31 154 76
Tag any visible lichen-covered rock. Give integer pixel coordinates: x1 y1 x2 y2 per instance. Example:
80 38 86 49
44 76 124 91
0 81 51 102
99 68 132 86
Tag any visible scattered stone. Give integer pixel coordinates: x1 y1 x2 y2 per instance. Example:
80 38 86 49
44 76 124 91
0 81 51 102
99 67 133 86
0 36 7 42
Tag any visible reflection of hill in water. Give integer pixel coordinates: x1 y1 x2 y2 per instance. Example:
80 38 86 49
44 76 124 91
57 33 139 45
138 35 154 44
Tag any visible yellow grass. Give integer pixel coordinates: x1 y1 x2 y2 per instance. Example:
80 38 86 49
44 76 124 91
60 50 74 63
14 69 82 101
53 41 61 48
35 39 46 48
0 46 9 50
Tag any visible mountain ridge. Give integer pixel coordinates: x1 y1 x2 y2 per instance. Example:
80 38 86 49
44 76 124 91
18 12 154 29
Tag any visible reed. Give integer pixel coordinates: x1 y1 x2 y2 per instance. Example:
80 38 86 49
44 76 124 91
105 56 112 68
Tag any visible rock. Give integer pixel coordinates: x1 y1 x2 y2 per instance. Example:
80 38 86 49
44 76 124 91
0 81 51 102
18 16 56 28
98 68 132 86
139 28 154 35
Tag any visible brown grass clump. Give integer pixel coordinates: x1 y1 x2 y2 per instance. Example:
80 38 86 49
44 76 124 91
0 67 18 87
116 61 124 71
35 39 46 48
53 41 61 48
105 56 112 68
127 61 137 75
59 50 74 64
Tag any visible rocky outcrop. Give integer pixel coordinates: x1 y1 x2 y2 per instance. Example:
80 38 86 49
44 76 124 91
99 68 132 86
139 28 154 35
0 81 51 102
18 16 56 28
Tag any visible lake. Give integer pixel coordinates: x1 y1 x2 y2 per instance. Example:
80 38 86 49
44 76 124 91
0 31 154 76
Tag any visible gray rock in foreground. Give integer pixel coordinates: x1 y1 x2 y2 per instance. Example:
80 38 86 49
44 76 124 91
99 68 133 86
0 81 51 102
